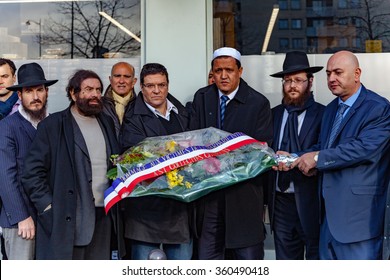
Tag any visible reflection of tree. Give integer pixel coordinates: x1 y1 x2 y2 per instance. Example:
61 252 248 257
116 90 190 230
341 0 390 51
43 0 140 58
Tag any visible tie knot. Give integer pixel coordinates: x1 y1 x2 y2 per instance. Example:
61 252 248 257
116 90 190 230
221 95 229 102
338 103 349 115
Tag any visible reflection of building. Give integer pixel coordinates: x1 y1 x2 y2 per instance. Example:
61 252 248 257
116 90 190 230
0 27 28 59
215 0 390 54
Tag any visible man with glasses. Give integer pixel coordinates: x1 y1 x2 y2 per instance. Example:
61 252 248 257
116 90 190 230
269 51 324 260
22 69 121 259
102 62 137 137
120 63 192 260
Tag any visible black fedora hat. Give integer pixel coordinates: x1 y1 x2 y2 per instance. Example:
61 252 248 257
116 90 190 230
7 62 58 91
270 51 323 78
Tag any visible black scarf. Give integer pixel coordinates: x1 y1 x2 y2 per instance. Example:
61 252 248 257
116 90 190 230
278 93 315 191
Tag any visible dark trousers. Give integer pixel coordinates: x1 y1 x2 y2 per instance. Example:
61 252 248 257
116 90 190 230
273 192 319 260
72 207 112 260
198 196 264 260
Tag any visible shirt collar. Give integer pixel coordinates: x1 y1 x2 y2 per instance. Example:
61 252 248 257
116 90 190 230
18 104 49 129
144 98 178 120
218 85 239 101
338 85 361 107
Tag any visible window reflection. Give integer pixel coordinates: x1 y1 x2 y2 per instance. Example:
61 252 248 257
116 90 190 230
0 0 140 60
213 0 390 54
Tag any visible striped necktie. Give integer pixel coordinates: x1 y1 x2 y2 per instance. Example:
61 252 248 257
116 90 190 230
328 103 349 148
220 95 229 129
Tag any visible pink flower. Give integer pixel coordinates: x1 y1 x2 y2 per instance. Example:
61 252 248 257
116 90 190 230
202 157 221 174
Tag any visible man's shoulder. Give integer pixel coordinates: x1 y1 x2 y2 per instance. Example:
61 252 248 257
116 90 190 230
0 111 22 127
194 84 216 96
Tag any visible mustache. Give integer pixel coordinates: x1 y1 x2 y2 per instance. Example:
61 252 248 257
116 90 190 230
30 99 43 105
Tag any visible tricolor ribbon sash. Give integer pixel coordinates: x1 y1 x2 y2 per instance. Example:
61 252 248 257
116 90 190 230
104 132 260 213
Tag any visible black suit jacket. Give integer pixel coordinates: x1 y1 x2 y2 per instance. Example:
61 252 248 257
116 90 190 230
190 78 273 248
269 101 325 239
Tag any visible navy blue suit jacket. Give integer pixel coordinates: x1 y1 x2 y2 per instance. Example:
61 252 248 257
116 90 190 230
0 111 36 228
316 85 390 243
270 101 324 239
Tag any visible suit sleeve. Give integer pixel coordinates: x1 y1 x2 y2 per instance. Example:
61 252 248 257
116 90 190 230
0 123 30 225
318 100 390 171
254 96 273 146
21 121 53 214
120 114 148 151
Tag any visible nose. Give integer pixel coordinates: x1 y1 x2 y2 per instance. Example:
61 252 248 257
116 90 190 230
152 85 160 93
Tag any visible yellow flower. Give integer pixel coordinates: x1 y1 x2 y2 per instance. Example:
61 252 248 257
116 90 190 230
165 140 177 152
185 181 192 189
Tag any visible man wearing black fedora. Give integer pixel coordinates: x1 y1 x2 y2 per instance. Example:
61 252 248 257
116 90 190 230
0 62 56 259
268 51 325 259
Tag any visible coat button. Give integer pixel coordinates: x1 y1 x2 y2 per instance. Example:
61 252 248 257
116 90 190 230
65 216 71 222
68 190 74 195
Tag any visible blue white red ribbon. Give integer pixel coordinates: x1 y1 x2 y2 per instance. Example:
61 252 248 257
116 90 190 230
104 132 260 213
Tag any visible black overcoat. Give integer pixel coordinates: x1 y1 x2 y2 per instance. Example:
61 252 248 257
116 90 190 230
190 79 273 248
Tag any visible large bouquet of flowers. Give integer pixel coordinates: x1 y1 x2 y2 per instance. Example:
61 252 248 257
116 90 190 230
104 127 277 213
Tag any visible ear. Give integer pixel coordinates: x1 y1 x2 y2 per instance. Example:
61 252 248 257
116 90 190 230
132 77 138 87
238 67 243 77
70 90 77 102
17 91 22 100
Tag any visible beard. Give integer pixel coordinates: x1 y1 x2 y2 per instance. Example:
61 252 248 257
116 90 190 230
23 101 48 122
75 96 103 116
282 84 312 107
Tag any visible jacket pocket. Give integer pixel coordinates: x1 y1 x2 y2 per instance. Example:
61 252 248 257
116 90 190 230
38 207 53 236
351 185 384 195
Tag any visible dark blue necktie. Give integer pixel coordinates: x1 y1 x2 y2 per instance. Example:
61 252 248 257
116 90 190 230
328 103 349 148
220 95 229 129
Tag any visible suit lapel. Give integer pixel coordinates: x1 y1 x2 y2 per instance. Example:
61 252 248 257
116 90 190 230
299 105 317 142
272 106 284 150
16 112 36 142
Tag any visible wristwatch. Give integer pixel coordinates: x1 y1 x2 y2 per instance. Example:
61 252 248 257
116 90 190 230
313 152 319 163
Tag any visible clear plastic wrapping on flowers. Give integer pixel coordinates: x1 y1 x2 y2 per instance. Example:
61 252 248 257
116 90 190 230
106 127 279 205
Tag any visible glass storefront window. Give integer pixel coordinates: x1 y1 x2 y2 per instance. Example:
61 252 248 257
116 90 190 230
213 0 390 54
0 0 140 60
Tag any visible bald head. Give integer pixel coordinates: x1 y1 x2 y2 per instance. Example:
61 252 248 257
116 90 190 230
326 51 362 101
109 61 137 97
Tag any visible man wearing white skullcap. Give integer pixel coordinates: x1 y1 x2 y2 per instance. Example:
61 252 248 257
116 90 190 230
189 47 273 260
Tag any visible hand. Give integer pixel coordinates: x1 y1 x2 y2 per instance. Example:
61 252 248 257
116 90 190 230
272 150 293 171
291 151 319 176
18 216 35 240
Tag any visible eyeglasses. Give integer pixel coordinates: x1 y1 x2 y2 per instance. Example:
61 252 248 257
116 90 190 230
142 83 168 91
81 87 102 95
282 78 308 86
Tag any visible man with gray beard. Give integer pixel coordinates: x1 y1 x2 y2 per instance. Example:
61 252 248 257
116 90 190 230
0 62 56 259
22 69 121 259
268 51 325 260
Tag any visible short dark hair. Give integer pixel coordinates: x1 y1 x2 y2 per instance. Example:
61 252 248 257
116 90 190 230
66 69 103 103
211 56 241 69
0 58 17 75
140 63 169 85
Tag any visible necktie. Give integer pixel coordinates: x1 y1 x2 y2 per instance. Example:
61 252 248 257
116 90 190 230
220 95 229 129
327 103 349 148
